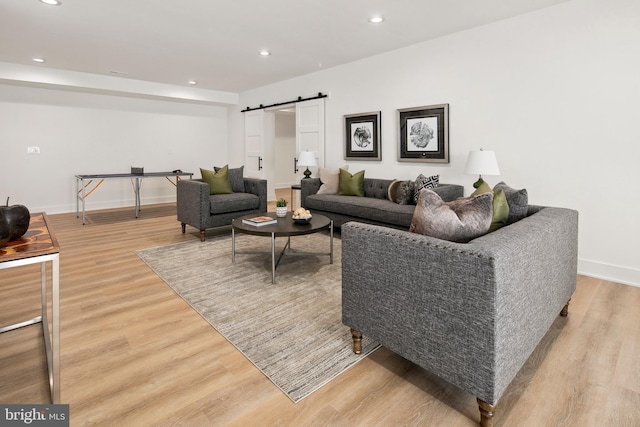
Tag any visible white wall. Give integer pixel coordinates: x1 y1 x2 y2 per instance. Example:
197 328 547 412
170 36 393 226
229 0 640 286
0 84 229 214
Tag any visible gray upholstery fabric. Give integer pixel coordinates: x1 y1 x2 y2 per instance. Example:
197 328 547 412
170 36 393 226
494 181 528 224
306 194 416 228
177 177 267 238
300 178 464 229
215 165 245 193
208 192 259 214
341 206 578 405
362 178 391 199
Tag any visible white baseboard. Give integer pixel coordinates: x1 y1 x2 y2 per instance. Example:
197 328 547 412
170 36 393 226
34 196 176 215
578 258 640 288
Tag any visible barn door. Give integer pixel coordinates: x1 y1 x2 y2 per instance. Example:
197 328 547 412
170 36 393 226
295 98 325 179
244 109 265 178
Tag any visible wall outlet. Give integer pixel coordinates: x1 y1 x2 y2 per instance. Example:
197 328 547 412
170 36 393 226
27 146 40 155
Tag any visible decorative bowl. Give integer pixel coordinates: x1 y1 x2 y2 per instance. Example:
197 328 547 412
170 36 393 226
293 217 312 224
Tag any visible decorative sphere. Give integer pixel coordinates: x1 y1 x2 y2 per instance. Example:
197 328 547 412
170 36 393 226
0 203 30 241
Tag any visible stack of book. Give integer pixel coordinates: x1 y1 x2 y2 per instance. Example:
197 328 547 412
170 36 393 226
242 216 277 226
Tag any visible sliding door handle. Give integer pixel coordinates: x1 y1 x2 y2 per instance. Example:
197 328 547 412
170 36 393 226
258 156 263 171
294 157 299 173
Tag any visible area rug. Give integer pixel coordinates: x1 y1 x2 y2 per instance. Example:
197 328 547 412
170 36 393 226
135 231 379 403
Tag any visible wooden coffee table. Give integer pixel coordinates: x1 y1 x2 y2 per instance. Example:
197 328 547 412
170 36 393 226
231 212 333 284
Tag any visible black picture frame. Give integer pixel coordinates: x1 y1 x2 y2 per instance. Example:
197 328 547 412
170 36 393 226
344 111 381 160
398 104 449 163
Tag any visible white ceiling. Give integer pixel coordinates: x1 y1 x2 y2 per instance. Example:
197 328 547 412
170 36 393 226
0 0 570 93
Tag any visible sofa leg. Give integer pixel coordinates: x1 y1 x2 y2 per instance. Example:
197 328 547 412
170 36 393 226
477 399 495 427
560 298 571 317
181 223 186 234
200 230 206 242
350 329 362 354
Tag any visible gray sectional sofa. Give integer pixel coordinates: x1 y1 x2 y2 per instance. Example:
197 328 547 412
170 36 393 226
300 177 464 229
341 205 579 426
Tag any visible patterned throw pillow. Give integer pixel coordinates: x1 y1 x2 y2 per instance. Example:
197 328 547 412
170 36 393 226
387 180 415 205
215 165 244 193
493 181 528 224
409 189 493 243
413 174 439 204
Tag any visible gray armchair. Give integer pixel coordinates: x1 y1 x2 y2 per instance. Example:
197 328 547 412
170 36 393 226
177 178 267 241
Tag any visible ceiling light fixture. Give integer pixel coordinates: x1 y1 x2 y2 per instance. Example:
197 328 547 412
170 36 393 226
40 0 62 5
259 50 271 57
369 16 384 24
32 57 46 63
188 80 197 85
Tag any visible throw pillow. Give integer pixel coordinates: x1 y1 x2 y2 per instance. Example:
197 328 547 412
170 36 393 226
493 181 528 224
410 189 493 243
338 169 365 197
201 166 233 195
471 181 510 232
215 165 244 193
413 174 439 204
388 179 415 205
317 165 348 195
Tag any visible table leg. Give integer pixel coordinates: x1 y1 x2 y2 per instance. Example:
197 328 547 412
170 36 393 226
75 177 79 219
330 220 334 264
52 255 60 403
271 232 276 284
81 178 86 225
134 177 141 218
232 227 236 262
39 256 60 404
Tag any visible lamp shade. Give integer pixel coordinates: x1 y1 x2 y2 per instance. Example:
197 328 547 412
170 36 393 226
464 150 500 176
297 151 317 167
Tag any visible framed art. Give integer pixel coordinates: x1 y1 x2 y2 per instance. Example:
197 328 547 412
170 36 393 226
344 111 381 160
398 103 449 163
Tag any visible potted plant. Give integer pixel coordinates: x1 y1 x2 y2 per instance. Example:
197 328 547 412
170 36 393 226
275 198 288 217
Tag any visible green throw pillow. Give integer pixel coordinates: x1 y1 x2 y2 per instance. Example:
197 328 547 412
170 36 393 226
472 181 510 232
200 166 233 195
215 165 244 193
338 169 365 196
493 181 528 224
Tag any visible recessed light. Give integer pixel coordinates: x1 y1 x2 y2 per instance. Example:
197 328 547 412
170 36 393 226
259 50 271 56
369 16 384 24
188 80 197 86
40 0 62 5
32 57 46 63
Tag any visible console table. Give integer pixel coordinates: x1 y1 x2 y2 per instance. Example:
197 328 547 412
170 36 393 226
0 213 60 403
75 171 193 224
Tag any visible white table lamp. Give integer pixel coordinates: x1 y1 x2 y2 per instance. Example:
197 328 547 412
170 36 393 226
464 149 500 188
298 151 317 179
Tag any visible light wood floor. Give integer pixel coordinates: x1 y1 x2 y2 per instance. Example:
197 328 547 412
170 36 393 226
1 199 639 426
